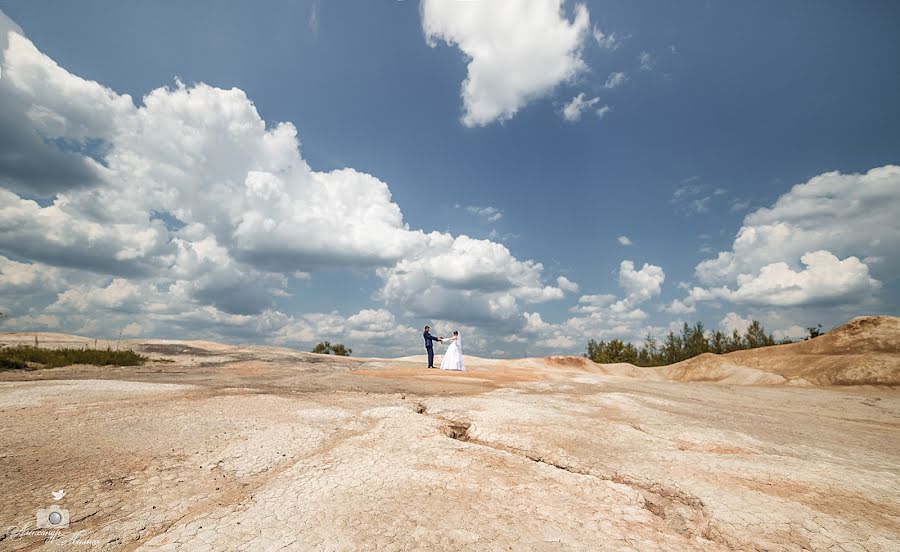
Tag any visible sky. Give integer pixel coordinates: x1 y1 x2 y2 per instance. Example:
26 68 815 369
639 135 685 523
0 0 898 357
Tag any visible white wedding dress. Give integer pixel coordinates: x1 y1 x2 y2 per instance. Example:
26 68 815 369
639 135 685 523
439 334 465 371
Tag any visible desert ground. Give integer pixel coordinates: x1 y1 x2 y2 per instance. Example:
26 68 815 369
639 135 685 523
0 316 898 551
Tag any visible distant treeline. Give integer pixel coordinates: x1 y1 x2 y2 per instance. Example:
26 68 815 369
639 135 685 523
585 321 822 367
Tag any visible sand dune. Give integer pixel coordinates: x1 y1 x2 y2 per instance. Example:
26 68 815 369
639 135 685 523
660 316 900 386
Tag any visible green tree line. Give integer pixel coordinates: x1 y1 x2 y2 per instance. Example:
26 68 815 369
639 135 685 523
585 320 818 367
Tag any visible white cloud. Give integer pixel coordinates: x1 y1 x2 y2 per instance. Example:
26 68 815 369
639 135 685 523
523 311 552 333
2 314 60 330
556 276 579 293
0 255 64 295
50 278 152 314
617 235 632 246
537 334 577 349
525 259 667 352
595 105 611 119
376 234 565 323
638 51 654 71
569 293 616 314
618 260 665 303
463 205 503 222
696 251 880 307
773 325 807 341
0 12 568 354
273 308 419 356
562 92 599 122
719 312 752 334
661 298 695 315
671 181 712 215
422 0 591 126
0 13 118 196
673 166 900 314
696 166 900 287
730 198 751 213
603 71 627 89
592 26 621 50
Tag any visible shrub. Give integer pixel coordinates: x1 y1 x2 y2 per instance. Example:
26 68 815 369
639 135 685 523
0 345 148 370
310 341 352 356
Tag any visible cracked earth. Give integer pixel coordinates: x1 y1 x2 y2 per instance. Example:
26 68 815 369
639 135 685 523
0 333 898 551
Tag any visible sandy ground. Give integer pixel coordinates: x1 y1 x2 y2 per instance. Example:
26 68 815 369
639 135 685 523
0 332 898 551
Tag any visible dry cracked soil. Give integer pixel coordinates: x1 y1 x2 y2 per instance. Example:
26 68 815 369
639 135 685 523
0 327 898 551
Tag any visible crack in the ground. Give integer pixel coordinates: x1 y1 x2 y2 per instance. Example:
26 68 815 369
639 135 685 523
441 421 470 441
417 403 733 550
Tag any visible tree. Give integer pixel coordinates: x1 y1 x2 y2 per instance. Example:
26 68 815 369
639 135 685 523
586 339 639 365
311 341 352 356
684 322 710 358
744 320 774 349
726 329 744 352
805 323 823 340
637 334 661 367
710 330 727 355
330 343 352 356
584 318 796 368
585 339 606 363
662 331 682 364
607 340 639 364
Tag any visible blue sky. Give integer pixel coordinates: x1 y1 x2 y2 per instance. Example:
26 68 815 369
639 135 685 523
0 1 898 357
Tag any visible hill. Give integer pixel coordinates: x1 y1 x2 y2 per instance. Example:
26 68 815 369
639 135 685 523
662 316 899 386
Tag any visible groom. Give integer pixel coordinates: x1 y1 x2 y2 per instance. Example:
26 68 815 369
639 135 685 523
423 325 443 369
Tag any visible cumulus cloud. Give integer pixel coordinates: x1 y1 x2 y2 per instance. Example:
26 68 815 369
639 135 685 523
638 51 654 71
556 276 579 293
617 235 632 246
526 260 666 352
0 13 119 196
595 105 611 119
561 93 599 122
0 255 64 295
0 11 566 355
696 166 900 286
273 308 419 357
666 166 898 316
422 0 591 126
618 260 665 303
691 251 880 307
376 234 565 323
719 312 752 334
661 298 695 315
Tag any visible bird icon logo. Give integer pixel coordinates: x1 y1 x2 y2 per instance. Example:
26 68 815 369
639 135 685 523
52 489 65 501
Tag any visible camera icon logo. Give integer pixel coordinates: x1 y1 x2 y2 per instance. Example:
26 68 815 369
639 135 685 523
36 504 69 529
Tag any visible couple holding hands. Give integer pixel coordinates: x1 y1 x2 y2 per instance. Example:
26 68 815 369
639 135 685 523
423 326 465 371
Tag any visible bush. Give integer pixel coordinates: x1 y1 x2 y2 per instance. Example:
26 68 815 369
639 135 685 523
0 345 148 370
310 341 352 356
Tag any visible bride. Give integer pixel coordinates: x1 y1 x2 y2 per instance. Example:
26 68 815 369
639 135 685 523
439 331 465 371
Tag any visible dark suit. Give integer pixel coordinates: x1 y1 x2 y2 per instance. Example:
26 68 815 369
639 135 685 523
423 331 440 367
